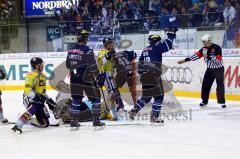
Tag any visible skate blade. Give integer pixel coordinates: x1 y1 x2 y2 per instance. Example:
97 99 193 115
150 122 164 126
11 130 22 134
69 127 79 131
93 125 105 131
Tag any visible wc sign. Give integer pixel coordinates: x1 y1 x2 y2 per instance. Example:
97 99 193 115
47 26 61 41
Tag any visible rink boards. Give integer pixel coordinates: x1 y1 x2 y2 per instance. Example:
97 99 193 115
0 50 239 101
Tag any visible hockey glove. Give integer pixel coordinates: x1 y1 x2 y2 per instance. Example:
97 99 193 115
96 73 106 88
105 50 115 60
46 98 57 111
166 27 178 39
36 94 47 104
124 50 137 62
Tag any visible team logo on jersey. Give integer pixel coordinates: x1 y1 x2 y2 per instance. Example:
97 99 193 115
211 49 215 53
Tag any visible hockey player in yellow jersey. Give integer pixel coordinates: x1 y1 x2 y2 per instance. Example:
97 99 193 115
97 37 125 120
12 57 56 134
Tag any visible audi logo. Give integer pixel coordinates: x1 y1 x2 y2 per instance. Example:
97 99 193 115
164 67 193 84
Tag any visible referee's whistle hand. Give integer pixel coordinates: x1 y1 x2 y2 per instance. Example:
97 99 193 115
177 60 185 64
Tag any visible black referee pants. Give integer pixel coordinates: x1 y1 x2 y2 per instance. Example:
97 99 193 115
201 67 225 104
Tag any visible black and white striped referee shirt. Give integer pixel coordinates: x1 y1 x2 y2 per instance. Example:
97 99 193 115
185 43 224 69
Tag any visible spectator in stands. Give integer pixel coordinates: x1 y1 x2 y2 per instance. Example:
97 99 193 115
223 0 237 48
116 0 124 10
0 0 13 19
188 3 203 27
151 0 162 16
205 0 219 26
177 6 189 28
91 15 102 34
175 0 186 11
184 0 194 9
75 15 86 32
159 7 170 29
236 0 240 31
93 0 103 17
143 12 154 31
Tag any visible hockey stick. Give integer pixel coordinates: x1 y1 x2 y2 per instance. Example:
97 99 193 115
5 121 60 127
93 74 110 114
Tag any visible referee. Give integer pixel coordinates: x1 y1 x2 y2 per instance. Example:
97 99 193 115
178 34 226 108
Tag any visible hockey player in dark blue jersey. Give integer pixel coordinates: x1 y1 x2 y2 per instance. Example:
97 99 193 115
129 28 177 124
66 30 105 130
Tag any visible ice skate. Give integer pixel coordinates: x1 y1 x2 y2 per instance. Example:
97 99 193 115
128 109 137 121
150 112 164 126
1 117 8 124
199 102 207 107
221 103 226 108
69 119 80 131
93 118 105 131
11 125 22 134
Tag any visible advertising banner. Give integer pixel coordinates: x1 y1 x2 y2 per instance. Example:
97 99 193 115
25 0 79 17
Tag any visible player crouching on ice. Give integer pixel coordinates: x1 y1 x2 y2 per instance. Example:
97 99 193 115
129 28 177 124
11 57 57 134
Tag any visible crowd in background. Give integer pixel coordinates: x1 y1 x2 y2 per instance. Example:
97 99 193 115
0 0 13 22
55 0 239 35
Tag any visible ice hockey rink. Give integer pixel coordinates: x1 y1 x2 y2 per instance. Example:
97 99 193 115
0 90 240 159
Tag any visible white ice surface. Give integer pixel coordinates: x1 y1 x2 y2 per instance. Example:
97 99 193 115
0 91 240 159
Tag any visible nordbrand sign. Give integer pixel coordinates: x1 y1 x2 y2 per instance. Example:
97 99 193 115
32 0 78 10
25 0 79 16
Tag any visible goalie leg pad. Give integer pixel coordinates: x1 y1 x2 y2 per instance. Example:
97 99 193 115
16 110 33 129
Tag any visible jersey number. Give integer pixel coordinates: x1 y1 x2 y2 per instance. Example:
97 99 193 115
118 57 130 66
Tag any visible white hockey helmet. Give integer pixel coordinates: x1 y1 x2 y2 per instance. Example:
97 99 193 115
201 34 212 42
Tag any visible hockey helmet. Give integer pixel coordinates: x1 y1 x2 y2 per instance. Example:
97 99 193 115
148 34 161 45
77 29 89 42
30 57 44 69
201 34 212 42
103 37 114 46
